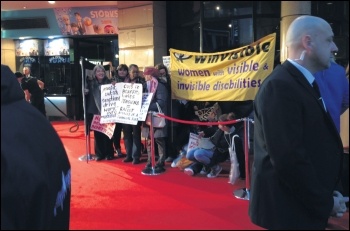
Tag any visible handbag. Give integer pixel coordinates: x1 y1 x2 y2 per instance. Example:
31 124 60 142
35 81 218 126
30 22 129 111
175 155 194 170
146 102 166 128
228 135 240 184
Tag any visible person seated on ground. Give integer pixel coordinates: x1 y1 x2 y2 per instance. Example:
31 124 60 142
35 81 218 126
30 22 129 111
183 109 218 177
171 117 204 169
219 100 254 155
212 113 245 179
184 113 245 179
170 100 201 159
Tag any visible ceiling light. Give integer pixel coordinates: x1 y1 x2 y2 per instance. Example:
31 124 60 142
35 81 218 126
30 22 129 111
48 1 56 4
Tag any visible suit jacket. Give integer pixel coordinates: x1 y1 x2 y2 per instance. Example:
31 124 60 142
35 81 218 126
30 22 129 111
249 60 344 229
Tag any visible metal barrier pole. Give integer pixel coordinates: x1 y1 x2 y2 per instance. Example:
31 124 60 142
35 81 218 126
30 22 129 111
78 57 95 162
78 132 95 162
142 112 161 175
233 117 250 200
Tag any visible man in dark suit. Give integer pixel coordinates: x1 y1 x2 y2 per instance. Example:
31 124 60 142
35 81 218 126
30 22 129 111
249 15 348 229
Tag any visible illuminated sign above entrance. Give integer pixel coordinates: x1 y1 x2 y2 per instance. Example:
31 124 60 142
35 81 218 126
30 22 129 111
53 6 118 36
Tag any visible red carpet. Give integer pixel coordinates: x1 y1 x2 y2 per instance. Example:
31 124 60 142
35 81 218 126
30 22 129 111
52 121 349 230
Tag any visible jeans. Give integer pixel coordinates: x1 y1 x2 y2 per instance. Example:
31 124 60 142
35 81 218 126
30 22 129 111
186 148 214 165
123 123 142 159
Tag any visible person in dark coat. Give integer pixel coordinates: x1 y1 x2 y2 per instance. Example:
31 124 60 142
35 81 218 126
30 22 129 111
141 66 169 174
1 64 71 229
249 16 348 230
155 63 179 162
121 64 146 164
112 64 129 158
85 64 115 161
16 67 46 116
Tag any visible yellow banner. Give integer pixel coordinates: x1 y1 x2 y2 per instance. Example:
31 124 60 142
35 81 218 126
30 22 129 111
169 33 276 101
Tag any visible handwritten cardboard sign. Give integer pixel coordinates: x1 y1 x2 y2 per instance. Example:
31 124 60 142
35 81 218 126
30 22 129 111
187 133 199 154
90 114 116 139
100 83 143 125
138 93 153 121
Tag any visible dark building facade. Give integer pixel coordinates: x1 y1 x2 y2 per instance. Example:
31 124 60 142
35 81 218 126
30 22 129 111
166 1 348 67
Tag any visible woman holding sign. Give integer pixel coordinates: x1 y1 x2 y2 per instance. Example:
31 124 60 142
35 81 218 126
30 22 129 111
122 64 146 164
113 64 129 158
85 64 115 161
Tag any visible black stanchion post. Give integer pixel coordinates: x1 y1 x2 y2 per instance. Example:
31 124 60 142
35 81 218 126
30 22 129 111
233 117 250 200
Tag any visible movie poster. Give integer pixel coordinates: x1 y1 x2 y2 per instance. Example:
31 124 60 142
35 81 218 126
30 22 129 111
44 38 70 56
54 6 118 36
15 39 43 57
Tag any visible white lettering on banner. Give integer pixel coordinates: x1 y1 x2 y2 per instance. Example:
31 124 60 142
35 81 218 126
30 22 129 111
100 83 143 125
90 10 118 18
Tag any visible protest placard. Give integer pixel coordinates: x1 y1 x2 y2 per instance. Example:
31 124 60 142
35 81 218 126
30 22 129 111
100 82 143 125
187 133 200 154
138 92 153 121
90 114 116 139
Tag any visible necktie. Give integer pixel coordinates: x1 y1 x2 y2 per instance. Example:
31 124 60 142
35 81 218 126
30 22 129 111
312 81 322 100
312 80 326 111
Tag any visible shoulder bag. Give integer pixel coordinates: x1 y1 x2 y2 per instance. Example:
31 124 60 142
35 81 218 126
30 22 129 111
228 134 240 184
146 102 166 128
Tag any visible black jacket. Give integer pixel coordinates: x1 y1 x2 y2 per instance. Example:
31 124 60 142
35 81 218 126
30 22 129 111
1 65 71 230
249 60 343 229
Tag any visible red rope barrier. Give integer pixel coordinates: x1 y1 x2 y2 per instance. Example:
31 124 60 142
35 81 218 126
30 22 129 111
156 113 244 126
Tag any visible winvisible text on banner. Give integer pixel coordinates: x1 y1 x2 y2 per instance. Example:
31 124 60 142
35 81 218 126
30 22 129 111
169 33 276 101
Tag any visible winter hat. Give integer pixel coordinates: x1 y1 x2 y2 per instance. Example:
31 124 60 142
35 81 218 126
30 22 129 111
143 67 159 77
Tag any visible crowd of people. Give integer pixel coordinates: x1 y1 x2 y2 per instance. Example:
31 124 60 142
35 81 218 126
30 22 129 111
2 14 349 230
83 62 249 177
87 15 348 230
